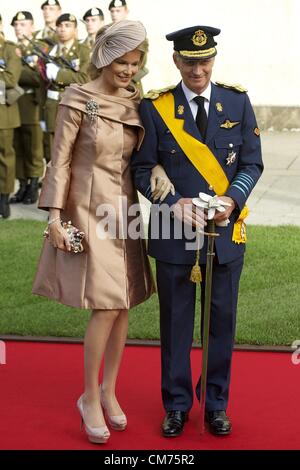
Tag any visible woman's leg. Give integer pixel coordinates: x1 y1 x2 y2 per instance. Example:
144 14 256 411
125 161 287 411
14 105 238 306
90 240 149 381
101 310 129 416
82 309 121 427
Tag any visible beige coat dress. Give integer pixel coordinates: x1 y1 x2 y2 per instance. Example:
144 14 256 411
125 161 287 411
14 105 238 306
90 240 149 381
32 79 154 310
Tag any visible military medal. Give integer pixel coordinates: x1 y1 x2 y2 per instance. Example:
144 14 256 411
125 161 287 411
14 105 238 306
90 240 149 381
226 144 237 166
177 105 184 115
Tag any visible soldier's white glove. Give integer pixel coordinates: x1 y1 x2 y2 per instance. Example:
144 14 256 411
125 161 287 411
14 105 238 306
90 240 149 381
150 165 175 202
192 193 231 227
46 63 60 80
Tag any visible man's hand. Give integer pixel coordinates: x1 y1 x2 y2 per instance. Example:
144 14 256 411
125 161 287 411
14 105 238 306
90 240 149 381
214 196 236 223
172 198 207 231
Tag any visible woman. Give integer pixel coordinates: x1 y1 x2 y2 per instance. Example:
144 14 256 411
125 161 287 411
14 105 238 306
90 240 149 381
32 20 173 444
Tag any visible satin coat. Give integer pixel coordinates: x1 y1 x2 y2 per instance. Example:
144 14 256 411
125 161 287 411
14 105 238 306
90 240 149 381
33 79 155 310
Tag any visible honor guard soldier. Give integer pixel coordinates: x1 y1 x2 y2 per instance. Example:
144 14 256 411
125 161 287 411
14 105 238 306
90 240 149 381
132 25 263 437
108 0 129 23
10 11 44 205
43 14 90 162
0 15 22 218
35 0 62 47
81 8 105 51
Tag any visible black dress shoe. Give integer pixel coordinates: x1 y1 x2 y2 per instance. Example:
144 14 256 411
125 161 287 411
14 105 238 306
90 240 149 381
205 410 232 436
0 194 11 219
10 179 28 204
162 411 188 438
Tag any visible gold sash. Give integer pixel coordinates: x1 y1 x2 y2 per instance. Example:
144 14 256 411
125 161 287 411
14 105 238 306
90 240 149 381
153 92 248 244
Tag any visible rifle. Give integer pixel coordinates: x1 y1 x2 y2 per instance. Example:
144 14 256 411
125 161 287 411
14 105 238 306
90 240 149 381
22 35 77 72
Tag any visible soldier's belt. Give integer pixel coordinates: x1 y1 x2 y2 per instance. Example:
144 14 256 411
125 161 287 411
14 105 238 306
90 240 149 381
47 90 61 101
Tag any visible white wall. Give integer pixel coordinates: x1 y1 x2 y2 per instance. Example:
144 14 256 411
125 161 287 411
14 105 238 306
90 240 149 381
1 0 299 106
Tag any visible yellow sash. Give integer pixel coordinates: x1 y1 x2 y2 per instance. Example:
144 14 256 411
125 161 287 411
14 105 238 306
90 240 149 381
153 92 248 244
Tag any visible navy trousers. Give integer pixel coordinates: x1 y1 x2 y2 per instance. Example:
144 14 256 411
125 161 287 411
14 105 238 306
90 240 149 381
156 255 244 412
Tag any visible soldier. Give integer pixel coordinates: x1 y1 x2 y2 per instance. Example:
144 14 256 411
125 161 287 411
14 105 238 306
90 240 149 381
35 0 62 46
10 11 44 205
132 25 264 437
0 14 22 218
108 0 129 22
43 14 90 162
81 8 105 51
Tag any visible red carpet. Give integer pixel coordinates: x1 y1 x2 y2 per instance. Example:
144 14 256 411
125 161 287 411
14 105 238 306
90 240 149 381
0 342 299 450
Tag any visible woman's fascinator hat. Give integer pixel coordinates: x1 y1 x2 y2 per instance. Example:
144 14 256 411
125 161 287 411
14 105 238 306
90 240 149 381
91 20 147 69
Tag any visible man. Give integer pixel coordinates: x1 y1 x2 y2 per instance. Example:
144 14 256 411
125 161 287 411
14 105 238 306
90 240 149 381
0 14 22 218
35 0 62 46
10 11 44 205
81 8 105 51
43 13 90 162
108 0 129 23
131 26 263 437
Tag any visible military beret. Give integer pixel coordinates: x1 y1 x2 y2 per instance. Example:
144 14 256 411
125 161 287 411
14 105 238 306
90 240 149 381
166 25 221 60
41 0 61 8
11 11 34 26
56 13 77 27
83 8 104 21
108 0 127 10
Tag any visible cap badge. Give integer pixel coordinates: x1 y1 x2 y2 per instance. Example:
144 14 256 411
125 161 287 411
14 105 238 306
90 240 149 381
216 102 223 113
17 12 26 21
69 15 76 22
192 30 207 47
177 105 184 115
91 8 99 16
220 119 240 130
48 0 56 5
114 0 123 6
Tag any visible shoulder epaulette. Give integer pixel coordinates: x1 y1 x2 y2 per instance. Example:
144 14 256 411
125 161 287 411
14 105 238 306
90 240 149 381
215 81 248 93
144 85 176 100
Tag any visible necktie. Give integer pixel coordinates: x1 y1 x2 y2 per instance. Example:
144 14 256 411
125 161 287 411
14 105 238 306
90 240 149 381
193 96 208 140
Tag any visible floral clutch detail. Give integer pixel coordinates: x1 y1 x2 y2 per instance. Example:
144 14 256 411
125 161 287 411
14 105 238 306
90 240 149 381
44 220 85 254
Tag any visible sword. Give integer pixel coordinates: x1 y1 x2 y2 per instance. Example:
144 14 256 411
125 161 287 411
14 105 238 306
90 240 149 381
199 219 219 434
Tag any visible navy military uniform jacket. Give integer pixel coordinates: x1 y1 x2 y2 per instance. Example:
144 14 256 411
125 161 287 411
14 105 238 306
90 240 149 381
131 82 263 265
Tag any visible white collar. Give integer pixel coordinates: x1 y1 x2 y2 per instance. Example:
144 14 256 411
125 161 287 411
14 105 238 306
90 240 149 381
181 80 212 103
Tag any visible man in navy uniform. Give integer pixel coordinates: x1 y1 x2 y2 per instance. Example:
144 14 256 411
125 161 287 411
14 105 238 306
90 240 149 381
131 26 263 437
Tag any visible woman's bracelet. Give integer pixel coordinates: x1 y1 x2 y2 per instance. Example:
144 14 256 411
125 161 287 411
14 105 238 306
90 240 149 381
48 216 61 226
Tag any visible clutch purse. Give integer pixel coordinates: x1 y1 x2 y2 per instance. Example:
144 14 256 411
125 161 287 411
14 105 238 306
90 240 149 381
44 220 85 254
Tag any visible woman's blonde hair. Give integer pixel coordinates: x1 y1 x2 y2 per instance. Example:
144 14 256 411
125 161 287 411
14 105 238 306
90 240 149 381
88 23 148 79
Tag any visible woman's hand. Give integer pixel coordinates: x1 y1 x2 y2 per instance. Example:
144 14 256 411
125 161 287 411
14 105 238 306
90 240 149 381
48 220 72 252
150 165 175 202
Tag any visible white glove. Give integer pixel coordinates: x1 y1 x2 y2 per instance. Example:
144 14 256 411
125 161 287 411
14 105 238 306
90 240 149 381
150 165 175 202
192 192 231 227
40 121 47 132
46 63 60 81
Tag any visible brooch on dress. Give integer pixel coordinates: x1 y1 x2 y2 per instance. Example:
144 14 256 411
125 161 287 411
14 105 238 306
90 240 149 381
86 99 99 122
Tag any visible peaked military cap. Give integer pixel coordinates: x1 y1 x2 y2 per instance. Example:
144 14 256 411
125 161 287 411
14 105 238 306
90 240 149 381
56 13 77 26
108 0 127 10
41 0 61 8
11 11 34 26
166 25 221 60
83 8 104 21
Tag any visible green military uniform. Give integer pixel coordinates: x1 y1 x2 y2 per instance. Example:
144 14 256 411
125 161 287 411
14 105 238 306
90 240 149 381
11 37 45 204
43 39 90 160
34 27 59 47
0 35 21 218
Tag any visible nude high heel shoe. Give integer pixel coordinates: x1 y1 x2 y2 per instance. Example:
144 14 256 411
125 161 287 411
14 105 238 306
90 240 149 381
99 385 127 431
77 395 110 444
